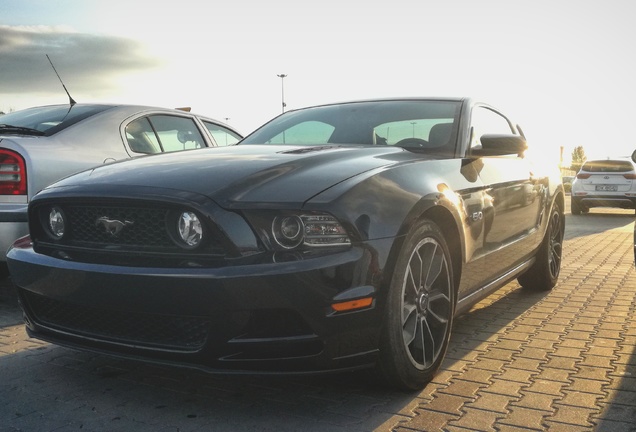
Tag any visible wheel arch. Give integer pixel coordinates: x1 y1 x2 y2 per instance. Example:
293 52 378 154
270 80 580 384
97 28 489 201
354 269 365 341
548 188 566 225
553 187 565 213
424 205 463 294
382 201 464 297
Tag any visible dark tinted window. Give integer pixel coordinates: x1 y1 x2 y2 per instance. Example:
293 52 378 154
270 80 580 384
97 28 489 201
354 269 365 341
241 100 461 148
469 106 514 152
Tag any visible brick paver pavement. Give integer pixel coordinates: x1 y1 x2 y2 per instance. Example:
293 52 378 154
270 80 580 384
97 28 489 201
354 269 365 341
1 207 634 431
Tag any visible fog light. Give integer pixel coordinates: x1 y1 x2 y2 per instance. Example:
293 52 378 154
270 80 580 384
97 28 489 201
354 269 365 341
48 207 65 239
178 211 203 247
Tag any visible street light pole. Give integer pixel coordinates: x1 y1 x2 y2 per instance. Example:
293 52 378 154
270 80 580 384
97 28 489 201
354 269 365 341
277 74 287 113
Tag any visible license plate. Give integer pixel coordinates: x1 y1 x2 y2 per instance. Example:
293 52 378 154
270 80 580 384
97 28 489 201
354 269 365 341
595 185 618 191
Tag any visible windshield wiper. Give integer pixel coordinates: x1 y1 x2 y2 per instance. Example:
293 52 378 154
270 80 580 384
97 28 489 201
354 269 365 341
0 124 45 136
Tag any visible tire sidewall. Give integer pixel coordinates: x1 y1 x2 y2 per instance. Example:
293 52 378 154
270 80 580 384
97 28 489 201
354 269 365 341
519 203 564 290
378 219 455 390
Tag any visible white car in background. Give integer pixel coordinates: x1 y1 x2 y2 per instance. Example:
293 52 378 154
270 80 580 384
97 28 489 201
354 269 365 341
0 103 243 269
570 157 636 215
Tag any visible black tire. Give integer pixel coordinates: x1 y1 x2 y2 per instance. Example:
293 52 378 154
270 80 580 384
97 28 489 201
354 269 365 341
571 197 582 215
518 204 564 291
377 219 455 391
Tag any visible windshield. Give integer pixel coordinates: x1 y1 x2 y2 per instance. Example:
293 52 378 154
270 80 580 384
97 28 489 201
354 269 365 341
0 105 112 136
241 100 461 155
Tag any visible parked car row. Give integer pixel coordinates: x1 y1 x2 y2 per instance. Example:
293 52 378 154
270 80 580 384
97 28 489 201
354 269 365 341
0 103 243 268
6 97 566 390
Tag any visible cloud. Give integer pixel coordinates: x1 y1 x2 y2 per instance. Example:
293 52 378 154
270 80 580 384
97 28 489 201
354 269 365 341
0 25 163 96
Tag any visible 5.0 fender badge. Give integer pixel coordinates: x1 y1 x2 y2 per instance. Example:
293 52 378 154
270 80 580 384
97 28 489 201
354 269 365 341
96 216 134 236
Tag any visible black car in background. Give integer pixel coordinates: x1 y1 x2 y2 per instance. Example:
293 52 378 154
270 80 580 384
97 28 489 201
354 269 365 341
6 98 565 391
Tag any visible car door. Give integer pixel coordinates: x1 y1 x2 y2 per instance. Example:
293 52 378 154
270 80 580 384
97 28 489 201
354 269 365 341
465 106 544 287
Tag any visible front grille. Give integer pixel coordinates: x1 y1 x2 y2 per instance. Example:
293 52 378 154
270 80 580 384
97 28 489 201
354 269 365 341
67 205 173 248
33 201 229 259
23 291 210 351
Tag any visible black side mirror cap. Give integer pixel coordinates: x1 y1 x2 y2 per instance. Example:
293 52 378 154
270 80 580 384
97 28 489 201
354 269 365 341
473 134 528 156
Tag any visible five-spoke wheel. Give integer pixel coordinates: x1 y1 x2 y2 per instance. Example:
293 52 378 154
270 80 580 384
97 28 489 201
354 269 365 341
378 219 455 391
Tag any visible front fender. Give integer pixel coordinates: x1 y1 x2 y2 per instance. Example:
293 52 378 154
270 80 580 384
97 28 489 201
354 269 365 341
305 160 474 281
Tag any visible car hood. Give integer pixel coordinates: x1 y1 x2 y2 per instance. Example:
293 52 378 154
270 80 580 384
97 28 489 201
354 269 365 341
47 145 410 207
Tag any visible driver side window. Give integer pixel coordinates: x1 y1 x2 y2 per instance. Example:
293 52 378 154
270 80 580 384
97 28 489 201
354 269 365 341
470 107 513 151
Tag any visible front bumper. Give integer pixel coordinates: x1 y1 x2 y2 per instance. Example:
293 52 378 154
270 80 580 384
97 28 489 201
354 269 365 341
7 239 392 374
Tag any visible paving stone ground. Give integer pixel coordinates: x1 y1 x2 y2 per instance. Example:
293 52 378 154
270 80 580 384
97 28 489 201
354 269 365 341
1 204 634 432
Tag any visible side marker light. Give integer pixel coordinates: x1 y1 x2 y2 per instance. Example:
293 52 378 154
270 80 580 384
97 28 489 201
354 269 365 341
331 297 373 312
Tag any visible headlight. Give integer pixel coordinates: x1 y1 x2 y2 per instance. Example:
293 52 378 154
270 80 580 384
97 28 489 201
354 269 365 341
303 215 350 246
177 211 203 248
269 213 350 250
272 215 304 249
48 206 66 239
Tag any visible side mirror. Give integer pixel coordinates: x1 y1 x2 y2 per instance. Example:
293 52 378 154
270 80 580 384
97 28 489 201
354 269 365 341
474 134 528 156
632 149 636 164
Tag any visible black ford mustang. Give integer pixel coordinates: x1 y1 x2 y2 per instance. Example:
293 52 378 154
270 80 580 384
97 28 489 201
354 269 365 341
7 98 565 391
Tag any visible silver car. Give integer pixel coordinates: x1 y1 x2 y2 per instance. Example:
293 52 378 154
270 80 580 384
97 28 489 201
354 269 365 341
570 157 636 215
0 103 243 266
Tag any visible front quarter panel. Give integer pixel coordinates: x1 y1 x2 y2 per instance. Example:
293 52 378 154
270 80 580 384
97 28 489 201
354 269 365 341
306 158 487 271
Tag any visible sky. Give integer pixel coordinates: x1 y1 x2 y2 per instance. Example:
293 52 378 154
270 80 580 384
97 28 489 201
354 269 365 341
1 0 635 165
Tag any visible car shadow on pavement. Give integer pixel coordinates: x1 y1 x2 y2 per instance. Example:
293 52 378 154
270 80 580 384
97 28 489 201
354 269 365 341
445 281 549 367
0 340 419 431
